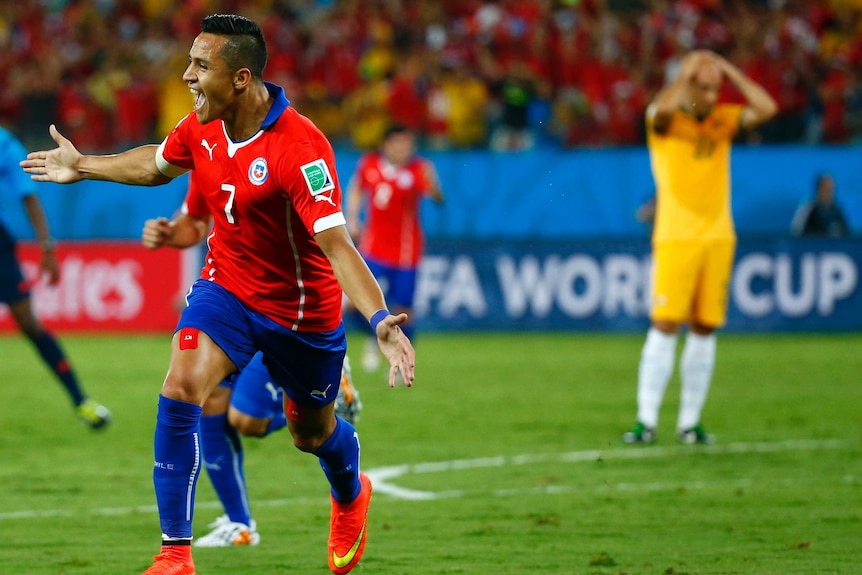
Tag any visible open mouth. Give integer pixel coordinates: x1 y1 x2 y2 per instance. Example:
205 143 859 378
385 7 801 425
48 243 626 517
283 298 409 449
191 88 205 111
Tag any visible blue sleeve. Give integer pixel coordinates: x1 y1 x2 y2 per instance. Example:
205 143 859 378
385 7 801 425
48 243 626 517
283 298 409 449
0 132 39 201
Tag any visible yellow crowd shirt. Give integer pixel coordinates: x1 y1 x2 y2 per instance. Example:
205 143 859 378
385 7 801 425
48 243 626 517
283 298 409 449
647 104 744 242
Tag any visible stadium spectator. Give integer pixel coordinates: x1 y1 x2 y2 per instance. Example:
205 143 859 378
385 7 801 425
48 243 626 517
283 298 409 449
385 52 429 136
22 14 414 575
426 59 491 150
489 59 544 152
2 0 862 149
0 124 111 430
345 124 443 372
622 49 778 446
791 172 851 238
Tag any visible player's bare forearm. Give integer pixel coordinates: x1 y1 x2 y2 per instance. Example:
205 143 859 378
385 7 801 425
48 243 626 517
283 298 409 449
168 214 210 248
316 226 387 319
650 52 704 118
316 224 416 386
714 55 778 127
143 214 209 250
21 124 170 186
650 82 686 118
78 145 172 186
22 194 53 246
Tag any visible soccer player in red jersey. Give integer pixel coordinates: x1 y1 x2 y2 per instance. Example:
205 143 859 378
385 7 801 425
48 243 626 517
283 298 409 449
345 125 443 371
23 14 413 575
141 174 363 549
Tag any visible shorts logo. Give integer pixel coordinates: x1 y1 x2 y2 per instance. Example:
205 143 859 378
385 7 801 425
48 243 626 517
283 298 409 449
300 159 336 203
248 157 269 186
178 327 199 350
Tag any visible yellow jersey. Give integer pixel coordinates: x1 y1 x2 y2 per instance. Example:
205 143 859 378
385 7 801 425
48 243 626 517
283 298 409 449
647 104 744 242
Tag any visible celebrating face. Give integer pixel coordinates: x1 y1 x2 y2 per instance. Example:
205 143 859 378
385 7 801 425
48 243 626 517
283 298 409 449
183 33 239 125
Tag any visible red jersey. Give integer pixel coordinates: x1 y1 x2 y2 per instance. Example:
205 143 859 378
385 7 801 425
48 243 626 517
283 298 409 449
353 153 433 268
157 83 345 332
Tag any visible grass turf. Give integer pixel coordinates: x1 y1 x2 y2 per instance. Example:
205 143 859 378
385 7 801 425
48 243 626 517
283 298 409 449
0 332 859 574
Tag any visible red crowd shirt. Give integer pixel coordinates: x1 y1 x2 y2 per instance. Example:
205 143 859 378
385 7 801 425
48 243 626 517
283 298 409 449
353 152 433 268
158 83 346 332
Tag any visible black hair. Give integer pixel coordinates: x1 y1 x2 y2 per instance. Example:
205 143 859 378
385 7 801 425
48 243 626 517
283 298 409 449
201 14 267 78
384 124 412 140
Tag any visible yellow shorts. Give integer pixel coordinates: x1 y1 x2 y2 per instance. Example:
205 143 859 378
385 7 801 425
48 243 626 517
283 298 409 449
650 240 736 328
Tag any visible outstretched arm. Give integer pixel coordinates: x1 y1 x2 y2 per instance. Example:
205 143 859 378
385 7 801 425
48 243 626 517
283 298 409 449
21 125 171 186
315 225 415 388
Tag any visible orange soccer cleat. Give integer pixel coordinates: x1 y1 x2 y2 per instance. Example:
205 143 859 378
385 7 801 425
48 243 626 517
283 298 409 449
328 472 373 574
142 544 196 575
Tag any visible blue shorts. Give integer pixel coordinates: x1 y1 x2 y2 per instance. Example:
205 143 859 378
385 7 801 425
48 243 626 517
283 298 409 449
178 279 346 408
225 351 283 420
0 224 27 305
364 256 417 309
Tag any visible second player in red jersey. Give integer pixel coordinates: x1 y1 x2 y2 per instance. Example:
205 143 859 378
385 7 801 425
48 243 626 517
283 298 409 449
348 127 441 269
346 125 443 371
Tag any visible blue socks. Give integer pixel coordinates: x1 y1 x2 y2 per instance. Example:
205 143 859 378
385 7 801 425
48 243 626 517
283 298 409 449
30 332 85 406
153 395 203 539
266 410 287 435
315 416 361 503
199 413 251 526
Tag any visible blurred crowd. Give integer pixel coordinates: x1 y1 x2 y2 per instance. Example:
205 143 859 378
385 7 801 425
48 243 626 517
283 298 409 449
2 0 862 153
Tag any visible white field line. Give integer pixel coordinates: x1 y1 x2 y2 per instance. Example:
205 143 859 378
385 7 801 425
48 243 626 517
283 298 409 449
0 439 854 520
365 438 854 500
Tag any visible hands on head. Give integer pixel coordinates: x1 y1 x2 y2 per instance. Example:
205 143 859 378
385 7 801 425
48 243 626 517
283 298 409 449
681 50 731 82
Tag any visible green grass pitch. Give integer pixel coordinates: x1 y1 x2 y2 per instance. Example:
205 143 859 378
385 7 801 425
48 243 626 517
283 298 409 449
0 331 859 574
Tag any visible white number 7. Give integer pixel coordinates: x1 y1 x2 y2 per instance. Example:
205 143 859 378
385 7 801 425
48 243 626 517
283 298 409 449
221 183 236 224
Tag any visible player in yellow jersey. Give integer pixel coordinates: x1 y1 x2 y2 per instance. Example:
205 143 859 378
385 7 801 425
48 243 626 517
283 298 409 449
623 50 777 445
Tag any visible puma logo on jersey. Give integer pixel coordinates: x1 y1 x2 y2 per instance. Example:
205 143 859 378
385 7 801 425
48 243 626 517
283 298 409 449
201 138 217 161
310 383 332 398
314 190 336 207
265 382 279 403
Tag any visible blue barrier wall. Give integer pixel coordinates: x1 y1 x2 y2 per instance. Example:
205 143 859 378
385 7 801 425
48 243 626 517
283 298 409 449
409 238 862 332
3 146 860 241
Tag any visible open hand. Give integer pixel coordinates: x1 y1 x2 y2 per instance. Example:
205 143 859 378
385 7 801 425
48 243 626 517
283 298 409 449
19 125 83 183
375 312 416 388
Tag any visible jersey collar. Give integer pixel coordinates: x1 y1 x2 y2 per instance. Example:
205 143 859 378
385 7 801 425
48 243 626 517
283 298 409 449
262 82 290 129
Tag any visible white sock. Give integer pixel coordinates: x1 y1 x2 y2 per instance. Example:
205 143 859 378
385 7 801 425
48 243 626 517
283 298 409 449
636 328 678 428
677 332 716 431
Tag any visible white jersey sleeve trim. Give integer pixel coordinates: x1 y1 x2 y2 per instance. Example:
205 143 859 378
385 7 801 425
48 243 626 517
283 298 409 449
155 139 190 178
313 212 346 234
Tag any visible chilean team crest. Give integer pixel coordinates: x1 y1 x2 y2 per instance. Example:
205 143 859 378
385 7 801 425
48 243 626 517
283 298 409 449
248 157 269 186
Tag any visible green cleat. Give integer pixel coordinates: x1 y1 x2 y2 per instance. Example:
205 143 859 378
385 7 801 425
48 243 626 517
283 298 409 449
622 422 656 444
76 399 112 430
676 424 715 445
